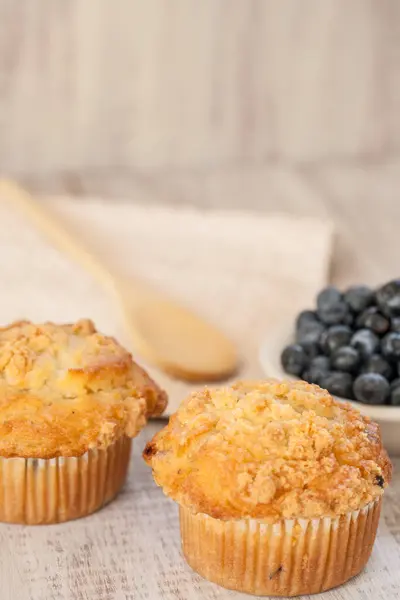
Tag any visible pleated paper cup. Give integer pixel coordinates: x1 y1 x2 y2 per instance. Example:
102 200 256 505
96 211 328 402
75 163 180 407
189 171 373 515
0 436 132 524
180 497 381 597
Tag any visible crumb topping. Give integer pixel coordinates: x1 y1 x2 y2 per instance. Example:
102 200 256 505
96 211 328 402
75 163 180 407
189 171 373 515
144 380 391 520
0 319 167 458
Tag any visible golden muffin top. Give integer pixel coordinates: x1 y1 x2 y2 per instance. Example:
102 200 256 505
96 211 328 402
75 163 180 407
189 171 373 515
144 379 391 521
0 319 167 458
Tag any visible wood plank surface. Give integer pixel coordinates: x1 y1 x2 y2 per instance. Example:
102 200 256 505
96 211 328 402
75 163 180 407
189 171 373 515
1 0 400 173
1 422 398 600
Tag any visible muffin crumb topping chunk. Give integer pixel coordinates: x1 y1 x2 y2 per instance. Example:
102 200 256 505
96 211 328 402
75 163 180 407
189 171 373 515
0 319 167 458
144 379 391 521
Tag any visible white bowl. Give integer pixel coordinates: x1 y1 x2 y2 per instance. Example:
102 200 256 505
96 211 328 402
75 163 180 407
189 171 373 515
259 324 400 456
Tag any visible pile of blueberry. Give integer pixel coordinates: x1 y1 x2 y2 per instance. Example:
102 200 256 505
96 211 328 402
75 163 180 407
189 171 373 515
281 279 400 405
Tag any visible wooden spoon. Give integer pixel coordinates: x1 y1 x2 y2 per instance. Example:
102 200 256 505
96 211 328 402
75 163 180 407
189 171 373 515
0 179 239 382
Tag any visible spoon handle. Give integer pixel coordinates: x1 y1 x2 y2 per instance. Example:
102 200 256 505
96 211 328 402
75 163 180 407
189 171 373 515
0 179 115 293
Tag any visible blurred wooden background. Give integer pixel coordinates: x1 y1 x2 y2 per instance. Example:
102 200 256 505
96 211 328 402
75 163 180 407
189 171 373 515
0 0 399 285
2 0 399 172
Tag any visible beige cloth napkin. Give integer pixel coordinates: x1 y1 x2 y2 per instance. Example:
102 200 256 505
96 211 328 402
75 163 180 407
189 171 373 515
0 197 334 415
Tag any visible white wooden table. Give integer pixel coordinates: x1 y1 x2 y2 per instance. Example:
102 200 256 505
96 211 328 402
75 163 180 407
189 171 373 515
1 422 398 600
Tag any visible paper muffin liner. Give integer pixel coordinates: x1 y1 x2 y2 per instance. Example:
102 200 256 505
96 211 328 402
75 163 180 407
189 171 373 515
0 436 132 524
180 497 381 597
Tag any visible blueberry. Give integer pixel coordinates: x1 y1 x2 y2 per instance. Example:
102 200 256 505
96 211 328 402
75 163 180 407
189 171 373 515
311 355 331 371
317 301 350 326
317 286 342 310
302 356 330 385
381 332 400 361
362 354 394 380
390 378 400 405
296 320 325 345
316 286 350 326
350 329 380 359
391 317 400 333
344 285 374 313
320 325 352 355
296 310 319 331
320 371 354 398
356 307 390 336
301 370 316 384
353 373 390 405
281 345 309 376
376 279 400 317
390 386 400 406
331 346 360 373
390 377 400 390
299 340 320 359
342 311 355 327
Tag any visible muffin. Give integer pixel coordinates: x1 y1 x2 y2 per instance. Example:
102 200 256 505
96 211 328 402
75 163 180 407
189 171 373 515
144 379 391 596
0 319 166 524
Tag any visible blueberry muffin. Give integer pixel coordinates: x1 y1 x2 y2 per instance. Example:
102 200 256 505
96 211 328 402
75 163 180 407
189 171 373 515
144 380 391 596
0 319 167 524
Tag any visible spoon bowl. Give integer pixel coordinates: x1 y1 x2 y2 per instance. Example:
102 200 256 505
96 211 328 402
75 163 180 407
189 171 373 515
0 179 239 383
